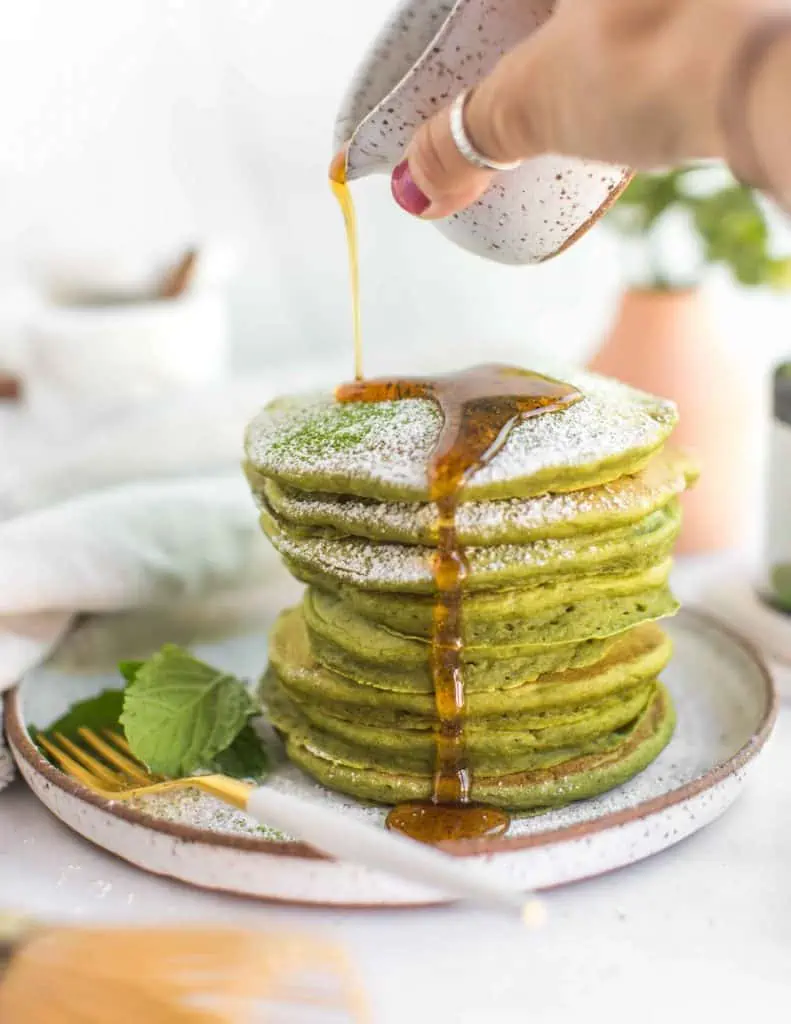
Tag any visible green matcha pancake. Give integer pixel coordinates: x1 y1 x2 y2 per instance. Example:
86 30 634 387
303 580 678 653
298 558 673 636
263 669 657 774
252 448 696 546
265 680 675 811
308 627 622 695
258 498 681 593
245 369 677 502
268 605 672 714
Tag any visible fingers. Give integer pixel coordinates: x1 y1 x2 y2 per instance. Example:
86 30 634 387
391 27 558 220
391 105 495 219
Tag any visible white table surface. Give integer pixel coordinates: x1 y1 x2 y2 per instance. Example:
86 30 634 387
2 560 790 1023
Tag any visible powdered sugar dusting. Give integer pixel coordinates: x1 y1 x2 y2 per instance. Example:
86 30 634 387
245 369 677 499
262 459 688 544
129 760 385 840
130 788 282 838
264 505 675 588
246 393 438 494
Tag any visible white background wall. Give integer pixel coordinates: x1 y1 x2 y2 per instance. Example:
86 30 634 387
0 0 788 387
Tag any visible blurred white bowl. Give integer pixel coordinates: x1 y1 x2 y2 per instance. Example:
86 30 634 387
24 288 229 422
25 241 238 306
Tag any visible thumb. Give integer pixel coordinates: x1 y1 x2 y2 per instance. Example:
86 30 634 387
391 29 556 220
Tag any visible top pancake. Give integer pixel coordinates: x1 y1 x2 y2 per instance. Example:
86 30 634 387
245 368 677 502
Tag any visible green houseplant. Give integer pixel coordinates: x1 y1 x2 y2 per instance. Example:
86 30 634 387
606 166 791 292
590 166 791 554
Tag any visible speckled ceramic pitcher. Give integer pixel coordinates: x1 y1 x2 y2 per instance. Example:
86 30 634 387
334 0 630 265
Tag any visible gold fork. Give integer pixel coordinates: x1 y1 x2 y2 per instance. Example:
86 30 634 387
39 728 252 809
39 729 544 922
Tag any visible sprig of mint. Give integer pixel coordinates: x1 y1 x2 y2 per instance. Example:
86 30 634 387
119 646 259 777
35 646 269 782
208 722 270 778
33 690 125 745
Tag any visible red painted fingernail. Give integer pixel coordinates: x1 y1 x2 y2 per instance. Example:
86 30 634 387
391 160 431 215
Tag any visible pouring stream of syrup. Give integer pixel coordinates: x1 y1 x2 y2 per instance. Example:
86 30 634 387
330 152 363 381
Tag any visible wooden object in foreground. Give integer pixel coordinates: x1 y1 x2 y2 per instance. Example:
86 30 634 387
0 915 368 1023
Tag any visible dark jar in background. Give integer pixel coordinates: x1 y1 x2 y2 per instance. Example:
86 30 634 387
765 362 791 611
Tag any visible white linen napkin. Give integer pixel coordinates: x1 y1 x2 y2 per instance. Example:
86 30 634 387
0 366 341 791
0 475 274 630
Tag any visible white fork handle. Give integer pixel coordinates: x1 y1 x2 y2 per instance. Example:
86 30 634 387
245 787 543 921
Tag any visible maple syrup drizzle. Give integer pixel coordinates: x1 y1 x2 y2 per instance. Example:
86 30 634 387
337 365 581 843
329 151 363 381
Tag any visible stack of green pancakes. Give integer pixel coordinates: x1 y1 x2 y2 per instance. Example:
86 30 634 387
244 368 696 812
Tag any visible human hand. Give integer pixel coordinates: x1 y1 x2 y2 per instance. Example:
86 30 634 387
391 0 785 219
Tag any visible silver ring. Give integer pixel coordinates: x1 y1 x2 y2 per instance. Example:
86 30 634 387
448 90 522 173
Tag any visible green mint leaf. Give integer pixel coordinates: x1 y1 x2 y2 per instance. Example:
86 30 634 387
207 722 270 781
119 660 145 685
32 689 125 757
120 644 257 777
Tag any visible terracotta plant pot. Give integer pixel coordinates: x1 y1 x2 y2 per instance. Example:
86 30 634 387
589 288 752 555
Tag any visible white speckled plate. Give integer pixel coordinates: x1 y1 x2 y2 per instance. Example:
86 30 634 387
4 601 776 907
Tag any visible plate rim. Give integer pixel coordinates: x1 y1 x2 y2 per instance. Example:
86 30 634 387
4 607 778 860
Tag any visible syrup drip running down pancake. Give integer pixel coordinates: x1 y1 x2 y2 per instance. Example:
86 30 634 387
336 367 581 841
